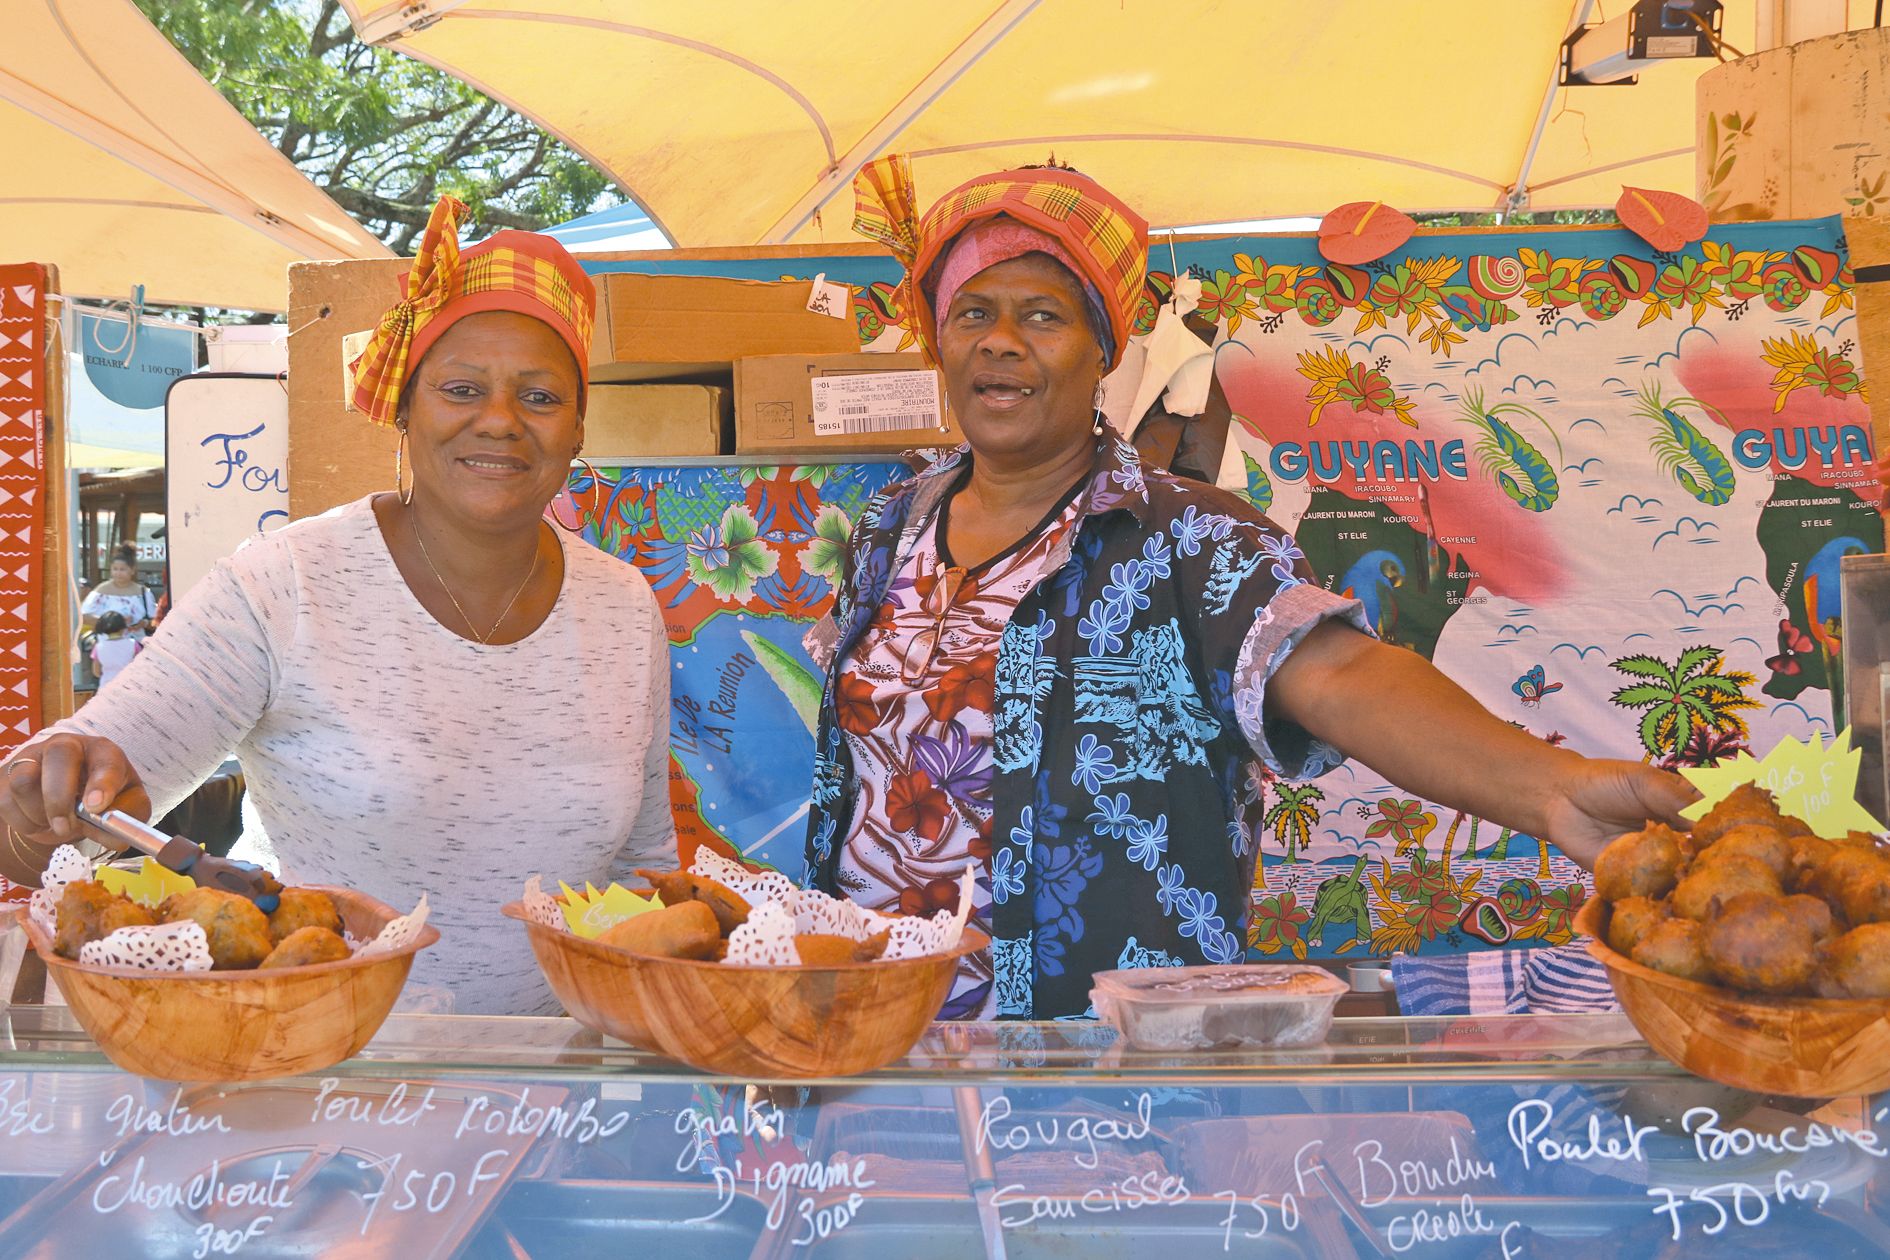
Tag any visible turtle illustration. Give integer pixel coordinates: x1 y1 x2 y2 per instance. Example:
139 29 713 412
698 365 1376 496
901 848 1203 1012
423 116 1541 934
1306 855 1371 951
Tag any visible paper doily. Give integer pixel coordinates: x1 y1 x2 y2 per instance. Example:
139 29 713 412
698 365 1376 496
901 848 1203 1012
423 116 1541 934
521 875 565 930
356 895 431 959
28 844 95 937
690 849 797 908
78 921 213 972
724 900 801 965
527 856 976 965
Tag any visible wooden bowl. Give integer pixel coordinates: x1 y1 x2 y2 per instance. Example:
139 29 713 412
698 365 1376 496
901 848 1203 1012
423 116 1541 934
22 886 438 1082
503 900 986 1078
1575 897 1890 1098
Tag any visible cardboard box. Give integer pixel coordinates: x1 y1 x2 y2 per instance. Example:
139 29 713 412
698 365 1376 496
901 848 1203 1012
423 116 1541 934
734 353 962 455
584 383 730 458
592 273 859 381
288 260 860 517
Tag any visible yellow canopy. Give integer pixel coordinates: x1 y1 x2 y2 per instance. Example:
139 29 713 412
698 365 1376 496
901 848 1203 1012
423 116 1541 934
66 443 161 472
341 0 1878 248
1 0 391 311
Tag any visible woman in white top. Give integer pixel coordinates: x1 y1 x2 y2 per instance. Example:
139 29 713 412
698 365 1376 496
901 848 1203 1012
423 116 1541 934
80 543 156 639
0 198 676 1015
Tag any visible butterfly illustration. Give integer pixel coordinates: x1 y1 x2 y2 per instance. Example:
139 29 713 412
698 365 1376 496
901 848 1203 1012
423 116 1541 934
1511 664 1564 708
1764 618 1816 677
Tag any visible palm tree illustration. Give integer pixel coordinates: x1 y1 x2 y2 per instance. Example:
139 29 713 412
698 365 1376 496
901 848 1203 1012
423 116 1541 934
1609 646 1759 764
1266 785 1325 863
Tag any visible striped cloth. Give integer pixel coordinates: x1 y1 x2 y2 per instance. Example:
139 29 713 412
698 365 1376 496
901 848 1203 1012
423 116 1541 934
1392 943 1619 1016
349 196 597 427
852 154 1148 371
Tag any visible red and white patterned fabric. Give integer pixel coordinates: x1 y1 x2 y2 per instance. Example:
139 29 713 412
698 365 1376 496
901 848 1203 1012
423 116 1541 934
0 265 47 903
832 493 1084 1018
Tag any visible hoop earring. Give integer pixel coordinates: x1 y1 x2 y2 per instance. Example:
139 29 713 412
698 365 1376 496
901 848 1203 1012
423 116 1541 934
394 426 413 506
554 456 605 534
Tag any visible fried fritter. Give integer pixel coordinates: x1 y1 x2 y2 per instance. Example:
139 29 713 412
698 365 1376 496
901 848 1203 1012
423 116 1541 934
1697 824 1792 881
1670 855 1780 921
1595 824 1685 902
635 869 752 935
157 888 273 970
1632 919 1711 982
1702 892 1818 994
1835 830 1886 850
258 925 350 969
53 880 155 960
1606 896 1669 955
1787 834 1836 891
1785 894 1842 945
794 934 863 965
1812 923 1890 999
267 888 342 945
597 901 721 960
791 930 893 966
1690 784 1786 848
1802 846 1890 925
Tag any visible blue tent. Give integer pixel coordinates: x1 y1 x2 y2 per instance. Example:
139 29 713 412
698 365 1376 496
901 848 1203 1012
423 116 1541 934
541 201 669 253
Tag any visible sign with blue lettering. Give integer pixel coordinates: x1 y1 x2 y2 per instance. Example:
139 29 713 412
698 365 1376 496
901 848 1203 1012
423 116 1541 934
164 374 289 598
77 311 197 411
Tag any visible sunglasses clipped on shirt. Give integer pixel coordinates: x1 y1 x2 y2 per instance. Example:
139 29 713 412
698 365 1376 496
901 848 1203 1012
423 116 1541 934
899 563 972 685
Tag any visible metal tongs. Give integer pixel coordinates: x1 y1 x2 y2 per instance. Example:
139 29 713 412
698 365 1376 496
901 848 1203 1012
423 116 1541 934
76 805 282 912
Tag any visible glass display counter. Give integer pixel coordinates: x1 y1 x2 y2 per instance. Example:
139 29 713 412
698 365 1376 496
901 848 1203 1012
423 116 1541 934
0 1006 1884 1257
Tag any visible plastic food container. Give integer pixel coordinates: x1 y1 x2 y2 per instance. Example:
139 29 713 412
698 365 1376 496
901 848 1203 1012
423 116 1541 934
1091 964 1348 1051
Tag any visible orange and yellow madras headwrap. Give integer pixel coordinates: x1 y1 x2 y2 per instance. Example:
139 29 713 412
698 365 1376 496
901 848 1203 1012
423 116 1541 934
349 194 598 426
852 154 1149 372
351 196 469 426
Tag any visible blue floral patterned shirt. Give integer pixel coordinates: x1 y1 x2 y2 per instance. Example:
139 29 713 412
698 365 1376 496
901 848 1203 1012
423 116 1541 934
803 436 1367 1018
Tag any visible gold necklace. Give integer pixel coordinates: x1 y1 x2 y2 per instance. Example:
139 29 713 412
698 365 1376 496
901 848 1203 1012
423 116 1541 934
411 513 541 645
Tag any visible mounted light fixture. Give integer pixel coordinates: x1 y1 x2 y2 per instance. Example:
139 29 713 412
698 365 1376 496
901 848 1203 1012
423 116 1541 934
1560 0 1726 86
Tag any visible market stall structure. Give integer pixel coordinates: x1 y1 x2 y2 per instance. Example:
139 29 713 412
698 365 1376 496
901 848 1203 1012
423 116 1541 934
2 2 1890 1256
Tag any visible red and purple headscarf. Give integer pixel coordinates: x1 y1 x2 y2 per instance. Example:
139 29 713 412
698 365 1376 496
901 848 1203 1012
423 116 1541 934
852 155 1149 373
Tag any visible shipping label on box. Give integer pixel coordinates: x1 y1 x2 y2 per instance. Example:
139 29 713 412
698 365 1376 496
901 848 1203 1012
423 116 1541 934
809 370 945 438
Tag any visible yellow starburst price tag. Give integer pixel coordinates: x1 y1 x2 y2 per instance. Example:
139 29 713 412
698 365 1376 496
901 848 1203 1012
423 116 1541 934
1680 727 1886 839
96 857 196 908
557 880 662 938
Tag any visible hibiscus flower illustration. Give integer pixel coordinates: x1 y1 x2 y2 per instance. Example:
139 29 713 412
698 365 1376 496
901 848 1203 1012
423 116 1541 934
888 767 951 842
1249 891 1311 959
684 503 779 601
925 652 996 723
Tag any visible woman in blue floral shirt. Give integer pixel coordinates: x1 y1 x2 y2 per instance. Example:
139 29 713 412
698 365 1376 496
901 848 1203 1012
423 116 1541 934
804 158 1693 1019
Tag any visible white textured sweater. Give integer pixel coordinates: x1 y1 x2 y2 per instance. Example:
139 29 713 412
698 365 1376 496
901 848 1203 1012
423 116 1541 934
55 496 676 1015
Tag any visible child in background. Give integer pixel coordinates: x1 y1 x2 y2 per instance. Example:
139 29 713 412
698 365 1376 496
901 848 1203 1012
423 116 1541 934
90 611 139 691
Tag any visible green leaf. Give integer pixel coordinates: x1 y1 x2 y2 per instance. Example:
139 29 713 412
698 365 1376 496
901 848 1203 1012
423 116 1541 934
1611 654 1678 682
740 631 822 735
1672 645 1723 681
1611 684 1674 707
1640 705 1678 758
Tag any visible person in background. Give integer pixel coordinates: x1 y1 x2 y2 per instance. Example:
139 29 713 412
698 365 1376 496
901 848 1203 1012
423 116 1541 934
88 612 139 691
0 196 676 1016
805 157 1696 1019
80 543 155 639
